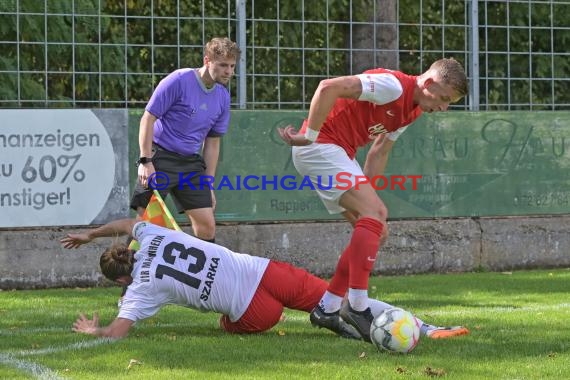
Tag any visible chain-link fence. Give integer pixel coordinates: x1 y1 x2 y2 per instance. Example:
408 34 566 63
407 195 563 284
1 0 568 111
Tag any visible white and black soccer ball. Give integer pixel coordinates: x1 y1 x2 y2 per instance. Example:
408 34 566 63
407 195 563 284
370 307 421 353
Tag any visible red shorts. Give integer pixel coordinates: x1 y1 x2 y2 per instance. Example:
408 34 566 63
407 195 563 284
220 260 328 334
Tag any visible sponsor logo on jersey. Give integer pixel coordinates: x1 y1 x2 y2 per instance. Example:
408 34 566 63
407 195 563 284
367 123 387 139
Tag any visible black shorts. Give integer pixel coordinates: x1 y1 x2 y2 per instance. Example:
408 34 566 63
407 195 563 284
130 144 212 213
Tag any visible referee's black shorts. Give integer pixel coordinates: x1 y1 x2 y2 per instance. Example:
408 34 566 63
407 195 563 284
130 144 212 213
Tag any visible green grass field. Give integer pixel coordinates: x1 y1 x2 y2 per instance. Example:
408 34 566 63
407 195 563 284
1 269 569 380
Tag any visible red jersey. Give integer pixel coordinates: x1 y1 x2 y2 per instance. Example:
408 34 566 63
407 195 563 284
301 69 422 159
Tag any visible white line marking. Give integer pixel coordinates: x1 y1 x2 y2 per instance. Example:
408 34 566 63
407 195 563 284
0 353 64 380
0 322 184 336
418 303 570 317
0 326 69 336
1 338 115 379
17 338 116 356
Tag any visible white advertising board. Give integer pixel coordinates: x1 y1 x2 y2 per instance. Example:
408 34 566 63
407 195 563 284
0 109 129 227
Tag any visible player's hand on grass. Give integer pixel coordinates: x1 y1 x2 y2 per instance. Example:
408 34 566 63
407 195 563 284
72 312 100 336
277 125 313 146
60 233 92 249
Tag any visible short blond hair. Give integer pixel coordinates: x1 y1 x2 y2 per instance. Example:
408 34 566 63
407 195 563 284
429 58 468 97
204 37 241 62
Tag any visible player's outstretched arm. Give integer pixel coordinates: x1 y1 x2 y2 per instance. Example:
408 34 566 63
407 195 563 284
60 232 92 249
72 312 133 338
60 218 138 249
278 76 362 147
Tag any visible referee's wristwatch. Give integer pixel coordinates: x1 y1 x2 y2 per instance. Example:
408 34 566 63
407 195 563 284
136 157 152 166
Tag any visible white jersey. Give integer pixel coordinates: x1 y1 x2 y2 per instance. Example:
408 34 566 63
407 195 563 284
118 222 270 323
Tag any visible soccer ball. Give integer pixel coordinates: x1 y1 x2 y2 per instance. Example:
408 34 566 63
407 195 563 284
370 307 421 353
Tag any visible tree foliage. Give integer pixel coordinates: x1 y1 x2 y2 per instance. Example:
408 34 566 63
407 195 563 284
0 0 567 110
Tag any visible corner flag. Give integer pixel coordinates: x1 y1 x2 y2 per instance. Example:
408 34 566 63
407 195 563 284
128 190 181 251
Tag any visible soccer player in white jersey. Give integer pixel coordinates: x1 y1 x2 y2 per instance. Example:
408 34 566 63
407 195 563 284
61 219 469 340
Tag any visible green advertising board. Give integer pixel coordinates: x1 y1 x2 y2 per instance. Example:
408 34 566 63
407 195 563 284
129 110 570 222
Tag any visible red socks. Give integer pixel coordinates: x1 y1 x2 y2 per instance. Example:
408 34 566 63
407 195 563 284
327 244 351 296
327 217 383 295
348 217 383 290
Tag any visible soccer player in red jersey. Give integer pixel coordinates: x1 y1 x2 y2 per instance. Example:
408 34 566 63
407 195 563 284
278 59 468 342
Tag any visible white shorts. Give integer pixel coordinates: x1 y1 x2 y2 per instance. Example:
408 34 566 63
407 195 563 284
292 143 364 214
